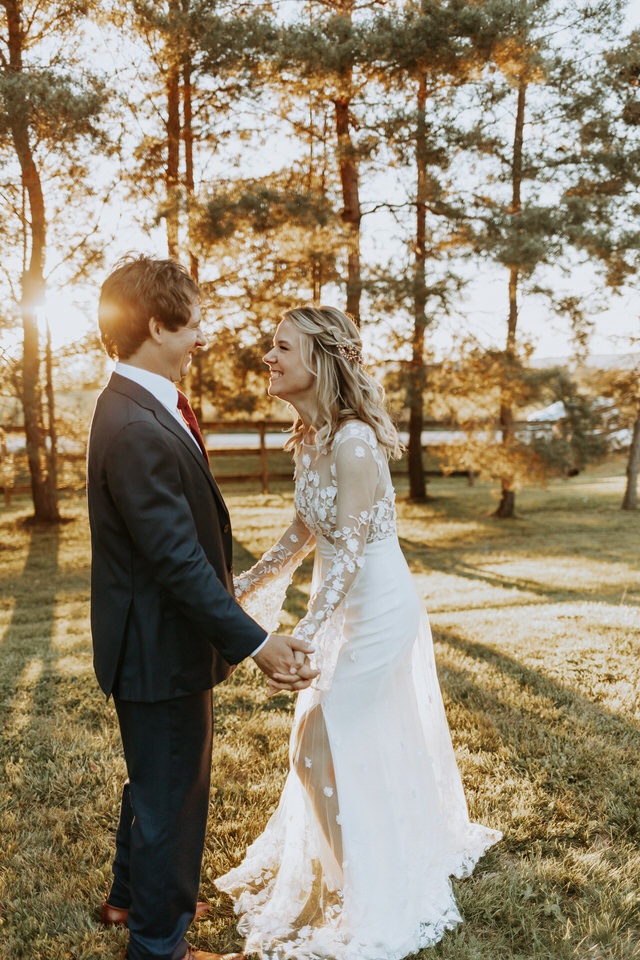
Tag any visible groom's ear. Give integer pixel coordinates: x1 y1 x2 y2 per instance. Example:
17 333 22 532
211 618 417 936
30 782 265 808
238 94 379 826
148 316 164 345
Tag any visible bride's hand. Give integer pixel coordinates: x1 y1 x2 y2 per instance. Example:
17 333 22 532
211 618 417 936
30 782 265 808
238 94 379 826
266 655 317 695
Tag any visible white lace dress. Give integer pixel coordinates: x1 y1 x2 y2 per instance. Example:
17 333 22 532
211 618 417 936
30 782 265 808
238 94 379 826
215 421 501 960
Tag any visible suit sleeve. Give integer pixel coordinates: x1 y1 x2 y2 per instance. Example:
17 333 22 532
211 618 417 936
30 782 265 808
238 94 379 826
104 420 267 664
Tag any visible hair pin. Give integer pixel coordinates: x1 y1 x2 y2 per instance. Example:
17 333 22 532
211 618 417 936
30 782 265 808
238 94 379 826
336 340 362 364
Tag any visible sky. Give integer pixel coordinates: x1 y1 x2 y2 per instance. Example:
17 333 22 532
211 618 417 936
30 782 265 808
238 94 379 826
32 1 640 365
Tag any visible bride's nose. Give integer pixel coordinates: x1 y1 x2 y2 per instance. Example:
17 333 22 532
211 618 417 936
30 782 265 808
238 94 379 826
263 347 275 365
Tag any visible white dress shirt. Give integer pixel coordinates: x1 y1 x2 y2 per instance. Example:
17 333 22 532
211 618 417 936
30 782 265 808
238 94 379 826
115 362 201 450
114 361 268 658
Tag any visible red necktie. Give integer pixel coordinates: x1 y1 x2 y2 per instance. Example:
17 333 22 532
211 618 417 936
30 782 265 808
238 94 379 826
177 390 209 464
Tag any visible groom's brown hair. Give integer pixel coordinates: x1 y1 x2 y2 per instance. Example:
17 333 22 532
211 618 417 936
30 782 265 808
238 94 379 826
98 255 201 360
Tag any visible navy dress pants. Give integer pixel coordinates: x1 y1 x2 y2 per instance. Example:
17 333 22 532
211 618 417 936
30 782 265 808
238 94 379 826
111 690 213 960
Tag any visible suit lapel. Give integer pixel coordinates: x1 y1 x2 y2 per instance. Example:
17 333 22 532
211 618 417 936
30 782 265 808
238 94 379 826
107 372 229 521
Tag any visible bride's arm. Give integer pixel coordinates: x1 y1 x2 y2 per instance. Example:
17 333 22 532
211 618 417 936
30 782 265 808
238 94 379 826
234 514 315 602
292 434 379 644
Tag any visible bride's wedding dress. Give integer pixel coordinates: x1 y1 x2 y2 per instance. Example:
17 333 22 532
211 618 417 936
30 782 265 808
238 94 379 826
216 421 501 960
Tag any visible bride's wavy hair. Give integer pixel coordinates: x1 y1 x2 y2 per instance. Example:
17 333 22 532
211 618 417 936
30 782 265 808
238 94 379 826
281 305 402 459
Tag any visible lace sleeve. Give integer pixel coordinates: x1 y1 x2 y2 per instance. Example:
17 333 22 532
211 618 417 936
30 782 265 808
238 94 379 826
233 515 315 632
292 433 380 646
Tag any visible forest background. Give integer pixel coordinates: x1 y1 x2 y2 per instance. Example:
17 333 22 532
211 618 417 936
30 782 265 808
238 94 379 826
1 0 640 520
2 4 640 959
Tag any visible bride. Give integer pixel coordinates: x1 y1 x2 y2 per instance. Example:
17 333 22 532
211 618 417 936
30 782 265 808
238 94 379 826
215 305 501 960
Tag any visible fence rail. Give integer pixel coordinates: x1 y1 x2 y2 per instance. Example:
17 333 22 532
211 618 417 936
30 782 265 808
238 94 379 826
1 415 551 505
0 420 296 503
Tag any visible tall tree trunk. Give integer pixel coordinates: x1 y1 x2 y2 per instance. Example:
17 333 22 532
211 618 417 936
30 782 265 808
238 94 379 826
622 401 640 510
408 71 428 502
182 56 203 420
165 0 181 259
328 0 360 321
308 96 325 303
334 94 361 323
44 317 58 496
312 258 323 302
4 0 59 521
183 59 198 284
494 76 526 520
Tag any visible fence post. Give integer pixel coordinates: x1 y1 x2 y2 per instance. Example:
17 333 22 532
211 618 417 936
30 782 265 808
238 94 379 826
259 423 269 494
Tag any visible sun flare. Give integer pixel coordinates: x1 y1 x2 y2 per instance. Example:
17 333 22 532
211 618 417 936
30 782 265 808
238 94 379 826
40 289 93 350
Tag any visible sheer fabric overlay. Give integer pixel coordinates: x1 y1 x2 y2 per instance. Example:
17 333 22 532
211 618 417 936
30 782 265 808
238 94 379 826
219 421 501 960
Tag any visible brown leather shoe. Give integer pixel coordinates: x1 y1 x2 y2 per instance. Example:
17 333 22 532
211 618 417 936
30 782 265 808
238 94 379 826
101 899 211 927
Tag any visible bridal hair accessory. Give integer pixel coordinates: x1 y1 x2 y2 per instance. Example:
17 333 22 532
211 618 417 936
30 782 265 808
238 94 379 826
336 339 363 364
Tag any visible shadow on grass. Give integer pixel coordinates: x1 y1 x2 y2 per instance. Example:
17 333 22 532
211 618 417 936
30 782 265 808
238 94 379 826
435 627 640 842
427 627 640 958
399 535 640 607
0 521 61 721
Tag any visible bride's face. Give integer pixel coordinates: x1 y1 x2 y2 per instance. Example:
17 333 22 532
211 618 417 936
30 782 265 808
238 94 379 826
263 319 316 405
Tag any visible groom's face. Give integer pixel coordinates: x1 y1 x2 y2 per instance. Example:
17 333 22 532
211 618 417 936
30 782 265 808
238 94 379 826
155 299 206 382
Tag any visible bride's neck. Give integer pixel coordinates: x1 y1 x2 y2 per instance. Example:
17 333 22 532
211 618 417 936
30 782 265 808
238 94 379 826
292 400 318 443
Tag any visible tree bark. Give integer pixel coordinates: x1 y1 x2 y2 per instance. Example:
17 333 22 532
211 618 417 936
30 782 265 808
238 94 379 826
182 55 203 420
165 0 181 259
622 401 640 510
4 0 60 521
494 76 526 519
44 317 58 497
183 58 199 283
408 70 428 502
330 0 361 322
333 95 361 323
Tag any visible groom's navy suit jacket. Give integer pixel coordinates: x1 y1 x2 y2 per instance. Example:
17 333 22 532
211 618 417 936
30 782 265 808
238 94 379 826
87 372 266 702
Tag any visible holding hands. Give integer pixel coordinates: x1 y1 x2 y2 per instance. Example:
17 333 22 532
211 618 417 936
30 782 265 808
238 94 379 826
252 633 318 693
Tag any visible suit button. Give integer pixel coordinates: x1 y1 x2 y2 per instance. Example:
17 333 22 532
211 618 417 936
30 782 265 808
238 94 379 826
223 523 230 534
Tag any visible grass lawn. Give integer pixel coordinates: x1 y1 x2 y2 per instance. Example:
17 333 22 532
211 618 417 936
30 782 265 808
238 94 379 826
0 460 639 960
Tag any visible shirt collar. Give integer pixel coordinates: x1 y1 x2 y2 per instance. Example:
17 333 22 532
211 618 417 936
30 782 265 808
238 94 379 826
115 361 179 412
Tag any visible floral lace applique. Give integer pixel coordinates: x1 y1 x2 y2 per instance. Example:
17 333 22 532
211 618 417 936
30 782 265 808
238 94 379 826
294 422 396 547
292 423 396 658
233 515 314 633
235 421 396 652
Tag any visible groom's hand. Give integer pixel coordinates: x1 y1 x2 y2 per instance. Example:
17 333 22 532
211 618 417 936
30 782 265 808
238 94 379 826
265 651 317 696
253 633 318 691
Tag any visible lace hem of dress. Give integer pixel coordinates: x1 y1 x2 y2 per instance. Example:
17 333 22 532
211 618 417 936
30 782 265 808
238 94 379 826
218 821 501 960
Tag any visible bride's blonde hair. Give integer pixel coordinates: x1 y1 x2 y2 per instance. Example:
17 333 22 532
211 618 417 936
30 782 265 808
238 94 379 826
280 305 402 459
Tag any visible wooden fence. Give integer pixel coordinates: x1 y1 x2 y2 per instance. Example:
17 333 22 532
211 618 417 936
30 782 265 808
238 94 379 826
1 415 547 505
200 419 293 493
0 420 296 504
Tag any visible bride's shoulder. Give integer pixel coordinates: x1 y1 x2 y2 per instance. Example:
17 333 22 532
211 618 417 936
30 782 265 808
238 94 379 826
332 419 379 454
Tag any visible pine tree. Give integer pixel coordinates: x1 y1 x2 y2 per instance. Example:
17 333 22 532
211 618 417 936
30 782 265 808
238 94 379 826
195 168 342 414
559 27 640 509
108 0 282 416
464 0 624 516
362 0 497 500
278 0 389 322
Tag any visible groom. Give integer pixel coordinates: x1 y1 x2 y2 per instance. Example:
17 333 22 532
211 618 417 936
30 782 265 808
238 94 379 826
87 255 315 960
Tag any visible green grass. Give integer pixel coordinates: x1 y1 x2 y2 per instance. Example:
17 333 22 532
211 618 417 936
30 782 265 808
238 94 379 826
1 462 639 959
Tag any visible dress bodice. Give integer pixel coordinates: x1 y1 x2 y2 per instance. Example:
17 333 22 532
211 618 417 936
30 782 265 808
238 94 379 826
294 421 397 545
234 420 399 647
